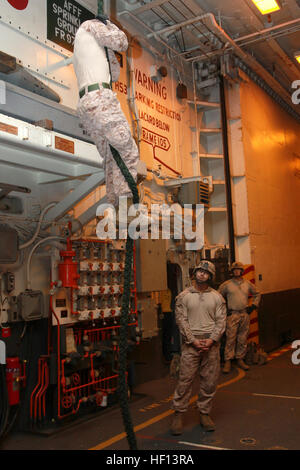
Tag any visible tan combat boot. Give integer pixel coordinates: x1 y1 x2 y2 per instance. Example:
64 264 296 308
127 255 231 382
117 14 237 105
237 358 249 370
200 414 216 432
170 411 183 435
223 360 231 373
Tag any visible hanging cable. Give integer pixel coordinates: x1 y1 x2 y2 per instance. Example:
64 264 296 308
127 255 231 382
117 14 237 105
109 144 139 451
93 1 139 449
19 202 57 250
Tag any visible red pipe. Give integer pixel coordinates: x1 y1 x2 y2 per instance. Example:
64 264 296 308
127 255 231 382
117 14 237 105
41 363 49 420
30 358 42 421
50 295 63 420
35 361 46 421
153 152 181 176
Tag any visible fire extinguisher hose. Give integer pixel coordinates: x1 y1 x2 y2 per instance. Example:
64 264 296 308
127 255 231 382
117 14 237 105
109 144 139 451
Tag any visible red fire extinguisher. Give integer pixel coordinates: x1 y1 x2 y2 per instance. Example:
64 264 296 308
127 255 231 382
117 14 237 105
6 357 21 406
58 238 79 288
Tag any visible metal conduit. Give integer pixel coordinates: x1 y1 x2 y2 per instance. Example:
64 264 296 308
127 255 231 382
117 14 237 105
219 76 235 264
188 14 300 124
236 59 300 124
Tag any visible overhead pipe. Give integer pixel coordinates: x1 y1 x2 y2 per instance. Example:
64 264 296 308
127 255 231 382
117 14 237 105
145 13 225 40
235 17 300 46
118 10 179 56
185 14 300 123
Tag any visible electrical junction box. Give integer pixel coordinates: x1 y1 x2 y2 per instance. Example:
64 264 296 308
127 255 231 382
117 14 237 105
4 272 15 293
0 196 23 214
0 224 18 264
18 290 44 322
136 239 168 292
138 297 159 339
176 83 188 99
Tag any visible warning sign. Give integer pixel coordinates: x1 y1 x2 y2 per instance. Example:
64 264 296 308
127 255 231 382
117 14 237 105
0 122 18 136
141 128 170 151
47 0 94 52
55 135 74 153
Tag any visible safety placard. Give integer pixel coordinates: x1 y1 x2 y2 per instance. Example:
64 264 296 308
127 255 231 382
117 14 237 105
55 135 75 153
47 0 94 52
0 122 18 135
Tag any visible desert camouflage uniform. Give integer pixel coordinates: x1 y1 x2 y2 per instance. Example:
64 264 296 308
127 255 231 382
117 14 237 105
172 286 226 414
74 19 138 207
218 278 261 361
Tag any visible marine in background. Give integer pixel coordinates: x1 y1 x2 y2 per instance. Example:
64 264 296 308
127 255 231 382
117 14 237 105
218 262 261 373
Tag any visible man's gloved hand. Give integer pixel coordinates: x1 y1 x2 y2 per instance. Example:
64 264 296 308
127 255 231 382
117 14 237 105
246 305 256 315
95 14 109 24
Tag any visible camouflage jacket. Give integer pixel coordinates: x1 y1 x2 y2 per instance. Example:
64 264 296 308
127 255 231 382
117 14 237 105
218 278 261 311
175 285 226 345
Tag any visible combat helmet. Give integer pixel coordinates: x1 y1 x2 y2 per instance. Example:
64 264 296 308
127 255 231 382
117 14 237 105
193 260 216 280
230 261 244 273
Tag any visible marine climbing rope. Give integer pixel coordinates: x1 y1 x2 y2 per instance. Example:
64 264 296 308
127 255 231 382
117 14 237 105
109 145 139 451
97 1 139 449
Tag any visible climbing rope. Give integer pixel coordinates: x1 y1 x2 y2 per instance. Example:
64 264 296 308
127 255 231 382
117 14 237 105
109 145 139 450
97 1 139 449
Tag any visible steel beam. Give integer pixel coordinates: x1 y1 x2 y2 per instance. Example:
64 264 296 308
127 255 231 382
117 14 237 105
44 171 105 223
127 0 171 15
77 194 108 228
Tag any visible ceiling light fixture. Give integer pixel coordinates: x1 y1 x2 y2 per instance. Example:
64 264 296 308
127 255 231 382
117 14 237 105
251 0 281 15
294 52 300 64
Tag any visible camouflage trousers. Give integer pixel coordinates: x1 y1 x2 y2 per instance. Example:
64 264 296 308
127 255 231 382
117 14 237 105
77 87 139 207
224 312 250 361
172 340 221 414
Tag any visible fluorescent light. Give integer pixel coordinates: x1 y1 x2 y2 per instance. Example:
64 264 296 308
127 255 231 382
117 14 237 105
295 52 300 64
251 0 281 14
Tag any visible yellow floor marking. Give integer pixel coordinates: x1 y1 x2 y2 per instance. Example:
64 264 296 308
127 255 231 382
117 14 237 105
268 345 292 361
89 368 245 450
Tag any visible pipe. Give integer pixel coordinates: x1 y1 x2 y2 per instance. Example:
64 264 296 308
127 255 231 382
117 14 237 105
235 18 300 45
191 60 201 178
118 10 179 56
185 14 300 123
30 358 42 421
173 18 300 58
145 13 221 39
219 76 235 264
20 202 57 249
49 296 62 420
126 40 141 146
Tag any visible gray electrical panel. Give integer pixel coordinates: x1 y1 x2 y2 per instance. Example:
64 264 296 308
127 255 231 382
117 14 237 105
18 290 44 322
0 224 18 264
136 239 168 292
178 181 210 207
